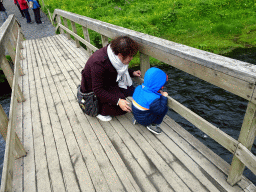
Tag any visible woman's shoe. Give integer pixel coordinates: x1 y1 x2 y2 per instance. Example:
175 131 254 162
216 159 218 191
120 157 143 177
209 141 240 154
96 114 112 122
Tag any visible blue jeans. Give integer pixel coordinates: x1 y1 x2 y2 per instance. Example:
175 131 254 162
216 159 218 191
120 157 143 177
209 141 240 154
22 9 31 23
0 11 7 22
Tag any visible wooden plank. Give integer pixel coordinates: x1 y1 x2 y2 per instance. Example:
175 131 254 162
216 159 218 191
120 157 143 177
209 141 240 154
109 117 174 192
56 34 88 68
228 101 256 185
1 47 19 192
34 38 86 192
44 36 132 191
167 95 239 154
25 39 52 192
162 116 244 191
115 115 191 191
100 120 158 192
51 36 85 79
19 40 36 192
40 37 110 191
31 39 70 192
125 112 218 192
57 24 99 52
58 34 89 59
45 35 143 191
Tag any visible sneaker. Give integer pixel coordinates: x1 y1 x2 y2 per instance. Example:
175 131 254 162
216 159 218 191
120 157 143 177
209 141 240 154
96 114 112 122
147 124 162 134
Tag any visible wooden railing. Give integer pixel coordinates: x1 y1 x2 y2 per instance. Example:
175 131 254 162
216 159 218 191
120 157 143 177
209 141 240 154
0 15 27 192
53 9 256 186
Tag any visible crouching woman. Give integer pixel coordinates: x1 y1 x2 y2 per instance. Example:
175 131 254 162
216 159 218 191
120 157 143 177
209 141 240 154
78 36 141 121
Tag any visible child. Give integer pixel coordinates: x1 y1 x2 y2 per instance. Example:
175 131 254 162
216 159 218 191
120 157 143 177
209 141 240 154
132 67 168 134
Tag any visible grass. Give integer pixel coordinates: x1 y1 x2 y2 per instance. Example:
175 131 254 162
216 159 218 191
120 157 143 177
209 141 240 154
41 0 256 66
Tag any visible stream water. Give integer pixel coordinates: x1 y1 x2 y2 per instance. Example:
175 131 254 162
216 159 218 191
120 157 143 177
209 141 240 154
0 48 255 186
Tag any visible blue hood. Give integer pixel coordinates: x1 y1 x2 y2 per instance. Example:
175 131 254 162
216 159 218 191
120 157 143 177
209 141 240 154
132 67 167 109
143 67 167 93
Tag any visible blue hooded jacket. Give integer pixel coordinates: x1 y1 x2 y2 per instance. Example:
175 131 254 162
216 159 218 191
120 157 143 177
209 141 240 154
132 67 168 126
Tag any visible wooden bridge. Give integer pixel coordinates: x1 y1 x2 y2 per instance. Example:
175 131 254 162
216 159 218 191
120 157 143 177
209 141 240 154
0 9 256 192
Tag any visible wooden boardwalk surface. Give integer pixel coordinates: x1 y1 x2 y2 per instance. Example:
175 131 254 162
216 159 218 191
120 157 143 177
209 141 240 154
12 34 256 192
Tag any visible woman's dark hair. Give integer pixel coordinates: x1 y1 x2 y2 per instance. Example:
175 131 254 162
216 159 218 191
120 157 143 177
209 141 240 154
110 36 139 59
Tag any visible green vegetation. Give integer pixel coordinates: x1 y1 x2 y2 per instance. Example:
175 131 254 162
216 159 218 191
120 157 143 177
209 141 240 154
42 0 255 55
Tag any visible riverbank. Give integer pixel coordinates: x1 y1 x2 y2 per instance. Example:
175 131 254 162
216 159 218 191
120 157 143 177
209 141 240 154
41 0 255 62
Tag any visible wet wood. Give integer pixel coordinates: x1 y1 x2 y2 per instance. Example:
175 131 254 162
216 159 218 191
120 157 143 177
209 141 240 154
71 21 80 48
82 26 92 56
9 34 255 192
63 17 71 40
228 101 256 185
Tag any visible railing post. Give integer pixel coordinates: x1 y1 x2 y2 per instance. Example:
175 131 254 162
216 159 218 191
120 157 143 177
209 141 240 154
140 53 150 78
227 101 256 185
56 15 64 34
63 17 71 40
101 35 108 47
5 39 16 64
0 105 26 159
71 21 80 48
82 26 92 56
0 55 25 102
0 105 8 140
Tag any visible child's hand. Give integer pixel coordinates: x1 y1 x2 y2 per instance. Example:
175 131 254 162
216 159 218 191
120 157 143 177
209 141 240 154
159 90 168 97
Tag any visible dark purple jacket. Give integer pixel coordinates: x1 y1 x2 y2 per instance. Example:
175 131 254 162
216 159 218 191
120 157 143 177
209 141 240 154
81 45 134 116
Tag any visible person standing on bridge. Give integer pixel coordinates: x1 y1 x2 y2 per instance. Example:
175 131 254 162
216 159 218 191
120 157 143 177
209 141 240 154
0 0 8 22
132 67 169 134
78 36 141 121
27 0 43 24
14 0 25 19
14 0 33 24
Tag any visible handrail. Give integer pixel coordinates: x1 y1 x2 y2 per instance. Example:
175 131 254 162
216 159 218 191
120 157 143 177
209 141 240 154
52 9 256 186
0 15 27 192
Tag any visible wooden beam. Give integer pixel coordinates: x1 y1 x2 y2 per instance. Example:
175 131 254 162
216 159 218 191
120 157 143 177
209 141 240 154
56 15 64 34
167 95 239 154
56 24 98 52
235 143 256 175
0 105 8 141
0 55 25 102
82 26 92 56
52 9 256 104
228 101 256 185
140 53 150 78
101 34 108 47
63 17 71 40
70 21 80 48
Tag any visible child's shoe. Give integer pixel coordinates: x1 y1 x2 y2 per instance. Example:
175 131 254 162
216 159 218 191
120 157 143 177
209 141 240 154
96 114 112 122
147 124 162 134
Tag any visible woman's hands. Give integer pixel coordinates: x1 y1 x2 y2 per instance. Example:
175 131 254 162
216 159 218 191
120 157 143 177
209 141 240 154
133 70 141 77
118 99 132 112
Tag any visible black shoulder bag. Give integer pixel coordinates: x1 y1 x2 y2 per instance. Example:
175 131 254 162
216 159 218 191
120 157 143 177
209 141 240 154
77 85 99 117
